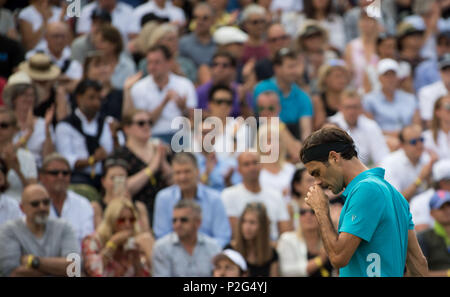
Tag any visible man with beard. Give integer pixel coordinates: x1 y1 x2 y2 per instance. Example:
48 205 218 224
39 153 94 245
0 184 79 277
300 126 428 277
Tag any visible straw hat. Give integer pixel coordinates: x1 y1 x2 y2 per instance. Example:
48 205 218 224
18 53 61 81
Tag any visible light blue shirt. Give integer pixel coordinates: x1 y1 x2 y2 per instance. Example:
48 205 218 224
153 183 231 248
195 153 242 192
414 59 440 92
338 168 414 277
253 77 313 124
362 89 417 133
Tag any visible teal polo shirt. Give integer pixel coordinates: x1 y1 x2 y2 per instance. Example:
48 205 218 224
253 77 313 124
338 168 414 277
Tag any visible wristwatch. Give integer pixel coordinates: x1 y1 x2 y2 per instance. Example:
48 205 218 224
31 256 40 269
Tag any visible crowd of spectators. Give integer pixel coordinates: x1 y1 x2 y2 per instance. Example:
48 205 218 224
0 0 449 277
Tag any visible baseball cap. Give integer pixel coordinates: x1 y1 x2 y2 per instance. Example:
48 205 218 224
377 58 399 76
397 17 425 39
432 159 450 182
213 26 248 45
213 249 247 271
429 190 450 210
297 21 327 40
438 53 450 70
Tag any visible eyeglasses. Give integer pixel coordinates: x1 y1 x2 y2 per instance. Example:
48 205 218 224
43 170 71 176
132 120 153 127
0 122 12 129
212 98 233 106
268 35 289 43
258 105 276 112
211 62 231 68
248 19 266 25
408 137 424 146
172 216 190 224
299 209 315 216
29 198 51 208
117 217 136 224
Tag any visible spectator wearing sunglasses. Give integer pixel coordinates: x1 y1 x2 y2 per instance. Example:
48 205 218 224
424 95 450 160
38 153 94 245
277 198 333 277
0 184 79 277
0 158 22 227
152 199 221 276
82 198 153 277
380 124 438 201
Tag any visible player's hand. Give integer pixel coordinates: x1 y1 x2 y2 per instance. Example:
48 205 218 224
305 185 329 214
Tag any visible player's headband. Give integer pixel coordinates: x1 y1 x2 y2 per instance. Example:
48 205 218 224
302 142 352 164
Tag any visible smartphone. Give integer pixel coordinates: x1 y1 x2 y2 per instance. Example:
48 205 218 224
112 175 127 197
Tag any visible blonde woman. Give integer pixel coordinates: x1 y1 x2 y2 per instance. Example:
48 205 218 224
277 198 333 277
423 94 450 159
82 199 153 277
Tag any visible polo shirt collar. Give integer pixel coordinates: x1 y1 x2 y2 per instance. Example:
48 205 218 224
341 167 385 201
174 183 205 202
75 108 99 124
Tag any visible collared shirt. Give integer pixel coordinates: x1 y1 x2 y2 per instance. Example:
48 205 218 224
128 0 186 34
195 153 241 192
253 77 313 124
76 1 134 45
0 194 23 227
418 80 447 121
380 149 430 195
221 183 290 241
55 109 124 175
179 33 217 67
362 89 417 133
152 232 221 277
338 168 414 277
423 129 450 160
131 73 197 135
49 190 94 245
152 183 231 248
328 112 389 166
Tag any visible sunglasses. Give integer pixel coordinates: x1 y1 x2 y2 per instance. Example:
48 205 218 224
212 98 233 106
0 122 12 129
117 217 136 224
211 62 231 68
194 15 211 21
299 209 315 216
132 120 153 127
172 216 190 224
258 105 276 112
249 19 266 25
30 198 51 208
44 169 71 176
408 137 424 146
268 35 289 43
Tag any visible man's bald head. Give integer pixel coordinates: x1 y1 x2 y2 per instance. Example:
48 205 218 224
45 22 70 55
21 184 51 226
22 184 49 204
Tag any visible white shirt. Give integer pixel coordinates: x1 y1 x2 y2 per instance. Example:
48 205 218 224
423 129 450 160
26 46 83 80
221 183 290 240
270 0 303 12
18 5 62 51
418 80 447 121
76 1 134 45
55 109 124 175
13 117 54 168
410 188 435 229
128 0 186 34
5 148 38 203
328 112 389 166
49 190 94 245
380 149 430 194
0 193 23 227
131 73 197 135
276 231 308 277
259 163 296 202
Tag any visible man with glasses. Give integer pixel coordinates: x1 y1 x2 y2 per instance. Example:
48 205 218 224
0 184 79 277
179 2 217 67
380 124 438 201
39 153 94 245
152 199 221 276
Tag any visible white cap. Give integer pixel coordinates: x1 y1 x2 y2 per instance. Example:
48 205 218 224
432 159 450 182
213 26 248 45
213 249 248 271
377 58 399 76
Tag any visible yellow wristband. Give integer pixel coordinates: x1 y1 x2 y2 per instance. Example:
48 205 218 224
414 178 422 187
88 156 95 166
201 172 209 183
145 167 157 186
106 240 117 251
313 256 323 267
447 269 450 277
27 255 34 269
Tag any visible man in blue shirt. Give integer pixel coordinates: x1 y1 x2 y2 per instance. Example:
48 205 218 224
253 48 313 141
300 126 428 277
153 152 231 248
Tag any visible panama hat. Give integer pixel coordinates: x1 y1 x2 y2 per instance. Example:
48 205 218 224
18 53 61 81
